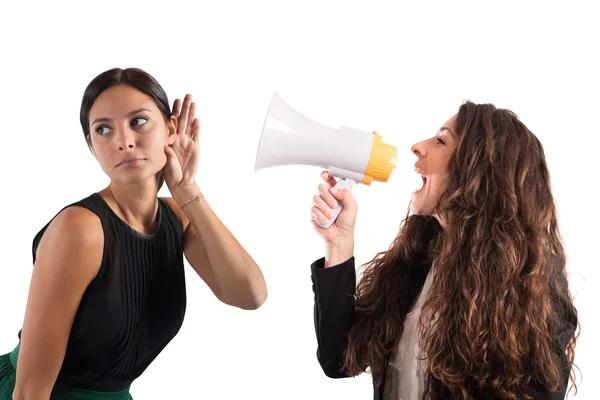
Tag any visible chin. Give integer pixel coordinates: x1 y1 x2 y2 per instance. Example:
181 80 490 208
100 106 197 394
411 208 433 216
409 198 435 216
409 202 425 215
112 171 161 185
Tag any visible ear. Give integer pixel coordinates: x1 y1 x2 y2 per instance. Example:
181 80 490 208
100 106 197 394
167 115 178 145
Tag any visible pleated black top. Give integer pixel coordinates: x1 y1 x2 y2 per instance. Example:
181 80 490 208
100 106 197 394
17 192 186 392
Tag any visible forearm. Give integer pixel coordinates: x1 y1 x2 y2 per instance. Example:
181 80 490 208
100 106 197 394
174 183 267 309
12 386 51 400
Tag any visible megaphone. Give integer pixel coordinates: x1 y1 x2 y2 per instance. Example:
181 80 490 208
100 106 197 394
255 92 397 229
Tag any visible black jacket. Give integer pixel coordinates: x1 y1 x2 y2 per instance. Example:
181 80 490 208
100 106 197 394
311 256 575 400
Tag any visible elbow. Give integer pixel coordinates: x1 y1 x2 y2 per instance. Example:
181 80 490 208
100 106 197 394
242 266 268 310
11 390 26 400
317 351 348 379
219 280 268 310
319 362 348 379
242 282 268 310
255 287 268 309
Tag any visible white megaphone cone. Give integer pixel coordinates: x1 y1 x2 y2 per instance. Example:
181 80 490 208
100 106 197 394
255 93 397 229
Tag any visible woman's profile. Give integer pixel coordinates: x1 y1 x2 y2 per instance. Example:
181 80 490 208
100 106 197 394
0 67 267 399
310 101 578 399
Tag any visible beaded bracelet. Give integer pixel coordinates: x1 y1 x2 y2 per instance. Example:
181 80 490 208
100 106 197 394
180 193 205 209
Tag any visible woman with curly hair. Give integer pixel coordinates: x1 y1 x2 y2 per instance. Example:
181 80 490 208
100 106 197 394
310 101 578 399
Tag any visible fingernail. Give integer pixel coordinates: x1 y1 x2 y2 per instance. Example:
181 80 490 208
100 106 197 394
331 187 338 194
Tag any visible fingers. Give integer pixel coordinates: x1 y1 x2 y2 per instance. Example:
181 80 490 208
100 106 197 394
312 193 334 220
312 183 339 220
172 95 199 138
320 170 338 188
177 94 193 135
163 144 176 160
310 219 324 230
319 183 339 209
332 187 357 211
311 206 330 226
187 102 196 137
191 118 200 142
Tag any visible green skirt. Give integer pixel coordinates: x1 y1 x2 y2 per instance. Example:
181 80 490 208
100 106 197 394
0 345 132 400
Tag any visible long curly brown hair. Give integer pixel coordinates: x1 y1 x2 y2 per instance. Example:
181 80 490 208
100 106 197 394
344 101 579 399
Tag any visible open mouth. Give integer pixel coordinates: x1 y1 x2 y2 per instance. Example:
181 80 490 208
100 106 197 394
415 166 427 192
417 175 427 192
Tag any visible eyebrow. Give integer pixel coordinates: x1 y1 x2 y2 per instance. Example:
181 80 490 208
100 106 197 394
439 127 456 138
91 108 152 125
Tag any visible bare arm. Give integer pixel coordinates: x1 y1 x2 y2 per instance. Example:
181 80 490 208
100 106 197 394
13 207 103 400
162 195 267 310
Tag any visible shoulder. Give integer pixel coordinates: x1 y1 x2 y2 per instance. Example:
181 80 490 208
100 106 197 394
51 205 103 241
35 205 104 279
160 197 191 231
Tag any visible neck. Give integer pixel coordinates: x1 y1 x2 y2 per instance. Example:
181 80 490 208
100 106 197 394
102 178 160 231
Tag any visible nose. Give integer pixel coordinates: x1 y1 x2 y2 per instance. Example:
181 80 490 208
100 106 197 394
116 127 136 151
411 140 427 158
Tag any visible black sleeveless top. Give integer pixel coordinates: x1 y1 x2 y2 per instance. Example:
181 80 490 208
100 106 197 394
18 193 187 391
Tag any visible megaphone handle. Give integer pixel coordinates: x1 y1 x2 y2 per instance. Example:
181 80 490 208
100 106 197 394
315 178 354 229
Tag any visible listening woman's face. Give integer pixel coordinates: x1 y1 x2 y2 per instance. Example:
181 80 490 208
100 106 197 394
87 84 176 185
410 115 458 218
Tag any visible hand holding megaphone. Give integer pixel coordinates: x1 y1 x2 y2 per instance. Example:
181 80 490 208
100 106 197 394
311 171 358 239
255 93 397 229
312 173 355 229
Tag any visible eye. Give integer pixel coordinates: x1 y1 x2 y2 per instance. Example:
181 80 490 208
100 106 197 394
436 137 446 145
131 117 148 127
96 126 111 135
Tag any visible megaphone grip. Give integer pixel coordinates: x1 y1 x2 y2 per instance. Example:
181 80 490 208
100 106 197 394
315 179 354 229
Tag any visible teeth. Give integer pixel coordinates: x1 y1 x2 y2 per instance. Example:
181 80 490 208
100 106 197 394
415 167 425 175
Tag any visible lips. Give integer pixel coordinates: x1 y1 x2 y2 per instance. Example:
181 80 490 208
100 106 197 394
117 158 144 166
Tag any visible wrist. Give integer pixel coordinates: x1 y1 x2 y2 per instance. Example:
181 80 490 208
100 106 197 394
172 182 201 206
324 239 354 268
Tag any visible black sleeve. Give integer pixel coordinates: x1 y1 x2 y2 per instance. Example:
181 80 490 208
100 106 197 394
311 256 357 378
528 307 578 400
530 390 568 400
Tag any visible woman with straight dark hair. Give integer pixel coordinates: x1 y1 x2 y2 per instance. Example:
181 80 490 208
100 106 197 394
0 67 267 399
310 102 578 399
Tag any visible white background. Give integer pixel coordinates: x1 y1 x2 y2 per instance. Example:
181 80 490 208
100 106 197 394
0 1 598 399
